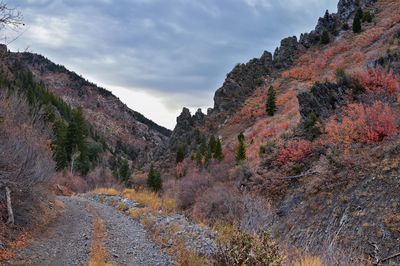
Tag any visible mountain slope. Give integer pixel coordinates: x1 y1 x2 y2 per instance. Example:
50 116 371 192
160 0 400 263
16 51 171 164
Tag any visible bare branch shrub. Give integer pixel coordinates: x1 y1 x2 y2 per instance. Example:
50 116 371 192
192 184 244 224
175 170 212 210
0 90 54 190
0 1 23 31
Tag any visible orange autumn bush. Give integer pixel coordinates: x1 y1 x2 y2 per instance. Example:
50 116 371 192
326 101 398 144
277 139 312 165
353 68 399 94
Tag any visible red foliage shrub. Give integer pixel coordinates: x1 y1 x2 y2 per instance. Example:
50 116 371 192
353 69 399 94
277 140 312 165
326 101 398 144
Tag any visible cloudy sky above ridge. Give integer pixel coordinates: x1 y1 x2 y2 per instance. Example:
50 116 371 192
7 0 338 129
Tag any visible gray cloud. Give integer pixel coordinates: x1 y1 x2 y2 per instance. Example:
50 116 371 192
8 0 338 127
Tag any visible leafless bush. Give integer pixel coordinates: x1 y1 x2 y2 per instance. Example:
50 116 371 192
240 194 272 233
192 184 243 224
0 91 54 228
0 91 54 190
175 170 212 210
86 167 120 190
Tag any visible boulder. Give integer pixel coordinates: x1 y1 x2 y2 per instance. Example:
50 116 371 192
297 82 349 120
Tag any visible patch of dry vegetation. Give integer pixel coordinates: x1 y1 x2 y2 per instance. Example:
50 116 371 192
93 188 120 196
122 189 176 213
89 217 113 266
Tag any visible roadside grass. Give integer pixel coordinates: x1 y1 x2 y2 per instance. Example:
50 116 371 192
89 217 113 266
295 256 324 266
122 189 176 213
93 188 120 196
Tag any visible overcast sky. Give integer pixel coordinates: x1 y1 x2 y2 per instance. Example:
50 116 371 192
7 0 338 129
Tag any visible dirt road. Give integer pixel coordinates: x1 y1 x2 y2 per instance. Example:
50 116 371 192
6 196 173 266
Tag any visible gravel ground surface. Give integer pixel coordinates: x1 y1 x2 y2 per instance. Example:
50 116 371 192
89 194 218 258
6 196 93 266
86 198 173 266
6 196 174 266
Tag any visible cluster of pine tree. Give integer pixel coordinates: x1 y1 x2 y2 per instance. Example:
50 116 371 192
192 134 224 167
5 66 106 176
353 8 373 33
52 108 91 175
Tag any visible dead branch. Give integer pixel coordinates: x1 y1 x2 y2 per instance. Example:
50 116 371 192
381 252 400 263
0 0 24 30
284 169 316 180
5 186 14 225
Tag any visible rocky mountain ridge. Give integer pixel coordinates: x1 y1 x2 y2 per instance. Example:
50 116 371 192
169 0 376 152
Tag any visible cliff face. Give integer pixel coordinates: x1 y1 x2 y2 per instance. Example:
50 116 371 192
213 51 273 114
16 52 171 164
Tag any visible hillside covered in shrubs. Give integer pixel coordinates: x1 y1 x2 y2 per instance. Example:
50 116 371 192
148 0 400 264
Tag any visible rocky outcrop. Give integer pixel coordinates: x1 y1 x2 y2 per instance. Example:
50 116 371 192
273 36 302 69
374 49 400 74
297 82 349 120
337 0 376 21
300 10 343 48
213 51 273 113
169 108 206 150
300 0 377 48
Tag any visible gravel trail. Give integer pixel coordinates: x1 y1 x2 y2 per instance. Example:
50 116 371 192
6 196 173 266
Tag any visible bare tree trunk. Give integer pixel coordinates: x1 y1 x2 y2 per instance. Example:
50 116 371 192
70 151 80 175
5 186 14 225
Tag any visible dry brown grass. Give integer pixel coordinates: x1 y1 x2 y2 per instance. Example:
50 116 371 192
93 188 120 196
295 256 324 266
175 239 210 266
122 189 176 213
89 217 113 266
384 213 400 235
128 207 148 220
214 223 237 244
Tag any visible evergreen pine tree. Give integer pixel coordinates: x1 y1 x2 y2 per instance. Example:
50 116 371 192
195 150 203 167
303 112 321 140
353 9 362 33
235 132 246 164
119 159 130 183
320 30 330 44
214 138 224 161
266 86 277 116
65 108 90 175
208 135 217 154
53 119 68 170
199 135 207 156
147 164 162 192
176 145 185 163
